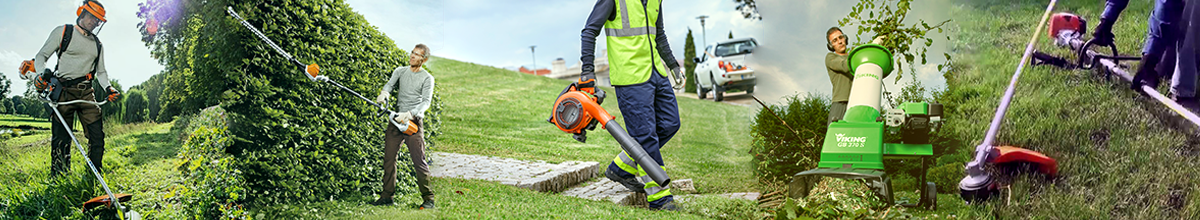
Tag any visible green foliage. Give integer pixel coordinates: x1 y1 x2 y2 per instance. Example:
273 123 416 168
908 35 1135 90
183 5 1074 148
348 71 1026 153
174 106 250 219
771 179 924 220
684 29 698 93
124 89 150 123
838 0 952 83
137 0 442 209
732 0 761 20
94 79 125 122
750 94 830 183
0 71 11 100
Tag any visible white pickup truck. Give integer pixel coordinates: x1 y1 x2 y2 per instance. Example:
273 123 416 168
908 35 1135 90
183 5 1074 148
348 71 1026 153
694 38 757 101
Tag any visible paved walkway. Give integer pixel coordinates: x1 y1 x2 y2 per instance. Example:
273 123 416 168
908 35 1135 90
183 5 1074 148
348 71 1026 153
429 152 759 207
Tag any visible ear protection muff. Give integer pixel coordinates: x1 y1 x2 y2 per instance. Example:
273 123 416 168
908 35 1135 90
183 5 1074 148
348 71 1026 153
76 0 107 22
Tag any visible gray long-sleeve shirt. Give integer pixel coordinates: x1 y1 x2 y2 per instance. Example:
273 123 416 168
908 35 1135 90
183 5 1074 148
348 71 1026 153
34 25 111 89
580 0 680 74
380 66 435 119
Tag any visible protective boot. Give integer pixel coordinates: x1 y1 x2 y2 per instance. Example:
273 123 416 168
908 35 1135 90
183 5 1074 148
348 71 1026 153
605 166 645 193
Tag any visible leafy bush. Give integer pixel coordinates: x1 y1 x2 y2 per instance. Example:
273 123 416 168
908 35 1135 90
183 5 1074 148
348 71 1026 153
139 0 441 208
174 106 250 219
124 89 150 123
750 94 830 183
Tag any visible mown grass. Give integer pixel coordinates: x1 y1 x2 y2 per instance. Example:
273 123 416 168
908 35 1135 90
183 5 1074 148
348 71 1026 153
946 0 1200 218
0 114 51 130
429 58 757 194
0 122 186 219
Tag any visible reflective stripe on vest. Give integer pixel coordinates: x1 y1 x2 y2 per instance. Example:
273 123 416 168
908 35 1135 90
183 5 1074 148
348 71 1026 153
604 0 670 86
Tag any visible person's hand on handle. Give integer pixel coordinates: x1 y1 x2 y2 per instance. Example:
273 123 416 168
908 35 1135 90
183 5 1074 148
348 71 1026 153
376 92 389 106
106 86 122 102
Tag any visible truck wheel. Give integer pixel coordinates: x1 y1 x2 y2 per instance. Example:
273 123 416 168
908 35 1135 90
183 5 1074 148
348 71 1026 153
746 86 755 94
714 85 725 102
696 79 708 99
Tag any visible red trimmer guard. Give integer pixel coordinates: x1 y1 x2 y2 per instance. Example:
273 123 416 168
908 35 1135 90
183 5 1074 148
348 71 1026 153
993 146 1058 177
82 193 132 212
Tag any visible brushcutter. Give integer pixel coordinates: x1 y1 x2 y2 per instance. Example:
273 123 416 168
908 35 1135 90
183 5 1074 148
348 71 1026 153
33 89 139 220
226 7 418 135
1030 12 1200 128
547 83 670 187
959 0 1061 203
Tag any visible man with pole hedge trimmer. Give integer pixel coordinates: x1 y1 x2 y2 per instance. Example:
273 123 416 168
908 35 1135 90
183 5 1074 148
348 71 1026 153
371 44 437 209
1093 0 1200 109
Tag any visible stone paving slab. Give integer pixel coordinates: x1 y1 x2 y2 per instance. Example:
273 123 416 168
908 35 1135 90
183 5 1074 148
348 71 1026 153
430 152 599 193
561 178 649 208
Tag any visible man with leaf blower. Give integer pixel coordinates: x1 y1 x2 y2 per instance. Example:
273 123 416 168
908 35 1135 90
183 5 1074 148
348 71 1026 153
18 0 121 178
580 0 686 211
372 44 436 210
1093 0 1200 109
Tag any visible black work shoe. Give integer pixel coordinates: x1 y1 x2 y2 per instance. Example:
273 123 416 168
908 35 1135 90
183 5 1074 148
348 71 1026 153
651 201 680 211
605 168 645 193
369 197 394 206
419 200 435 210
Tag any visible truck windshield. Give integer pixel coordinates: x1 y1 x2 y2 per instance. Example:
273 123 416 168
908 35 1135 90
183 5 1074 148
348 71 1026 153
714 40 756 57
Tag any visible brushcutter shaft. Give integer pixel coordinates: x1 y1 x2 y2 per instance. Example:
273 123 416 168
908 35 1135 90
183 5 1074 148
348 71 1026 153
42 99 124 211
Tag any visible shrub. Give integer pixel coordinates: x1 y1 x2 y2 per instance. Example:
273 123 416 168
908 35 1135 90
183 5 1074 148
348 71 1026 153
173 106 250 219
750 94 830 184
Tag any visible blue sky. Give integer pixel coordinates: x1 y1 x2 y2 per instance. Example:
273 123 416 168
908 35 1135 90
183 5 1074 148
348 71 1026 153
0 0 163 96
345 0 762 72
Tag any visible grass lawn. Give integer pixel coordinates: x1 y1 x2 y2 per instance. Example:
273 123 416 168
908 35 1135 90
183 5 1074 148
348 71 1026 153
0 114 51 130
0 121 187 219
946 0 1200 218
429 58 758 194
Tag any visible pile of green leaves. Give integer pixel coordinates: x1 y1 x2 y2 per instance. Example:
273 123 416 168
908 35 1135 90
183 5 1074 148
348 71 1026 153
174 106 250 219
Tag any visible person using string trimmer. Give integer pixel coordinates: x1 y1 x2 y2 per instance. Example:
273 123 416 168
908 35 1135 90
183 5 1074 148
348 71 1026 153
19 0 121 178
579 0 687 211
1093 0 1200 109
371 44 436 210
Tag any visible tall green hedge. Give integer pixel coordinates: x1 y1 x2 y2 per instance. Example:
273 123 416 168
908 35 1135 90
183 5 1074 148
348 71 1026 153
140 0 439 210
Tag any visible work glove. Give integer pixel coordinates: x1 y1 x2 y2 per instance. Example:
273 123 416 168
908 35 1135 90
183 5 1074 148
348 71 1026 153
1092 21 1115 47
32 73 50 91
393 111 413 125
871 35 886 45
671 66 685 90
376 92 390 105
106 86 121 102
578 72 596 94
1131 53 1162 90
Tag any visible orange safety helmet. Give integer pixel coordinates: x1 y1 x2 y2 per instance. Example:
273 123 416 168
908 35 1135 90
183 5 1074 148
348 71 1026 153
76 0 107 22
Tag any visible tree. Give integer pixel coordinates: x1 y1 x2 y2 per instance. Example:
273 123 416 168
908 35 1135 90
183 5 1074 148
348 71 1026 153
94 79 124 122
733 0 761 20
684 29 698 93
123 89 149 123
728 31 734 39
0 72 11 101
839 0 952 83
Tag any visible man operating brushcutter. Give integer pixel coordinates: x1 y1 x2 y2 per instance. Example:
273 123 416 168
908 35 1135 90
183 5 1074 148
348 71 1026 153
580 0 686 211
19 0 120 178
371 44 435 210
1094 0 1200 109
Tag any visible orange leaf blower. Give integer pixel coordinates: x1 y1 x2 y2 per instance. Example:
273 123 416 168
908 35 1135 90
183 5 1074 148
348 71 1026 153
548 82 670 186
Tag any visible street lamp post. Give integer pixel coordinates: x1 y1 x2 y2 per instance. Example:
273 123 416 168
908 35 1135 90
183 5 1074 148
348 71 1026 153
530 45 537 74
696 15 709 48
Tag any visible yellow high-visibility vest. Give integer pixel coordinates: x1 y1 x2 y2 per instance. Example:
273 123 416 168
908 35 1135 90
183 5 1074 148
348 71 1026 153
604 0 670 86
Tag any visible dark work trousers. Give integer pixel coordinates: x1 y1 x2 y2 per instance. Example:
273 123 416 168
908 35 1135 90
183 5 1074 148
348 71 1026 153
829 101 849 125
380 118 433 201
50 84 105 178
607 71 681 208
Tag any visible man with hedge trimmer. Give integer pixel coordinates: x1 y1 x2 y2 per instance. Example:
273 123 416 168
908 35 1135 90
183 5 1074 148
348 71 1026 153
579 0 687 211
371 44 436 210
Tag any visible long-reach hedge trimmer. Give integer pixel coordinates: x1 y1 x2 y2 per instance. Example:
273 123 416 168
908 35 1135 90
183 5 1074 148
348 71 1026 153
226 7 419 135
547 83 671 187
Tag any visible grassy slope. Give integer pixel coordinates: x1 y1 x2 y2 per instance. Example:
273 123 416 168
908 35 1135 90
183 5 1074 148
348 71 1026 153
950 1 1200 218
430 57 757 194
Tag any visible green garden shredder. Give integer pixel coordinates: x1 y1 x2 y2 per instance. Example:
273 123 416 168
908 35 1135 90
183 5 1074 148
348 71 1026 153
787 43 942 209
